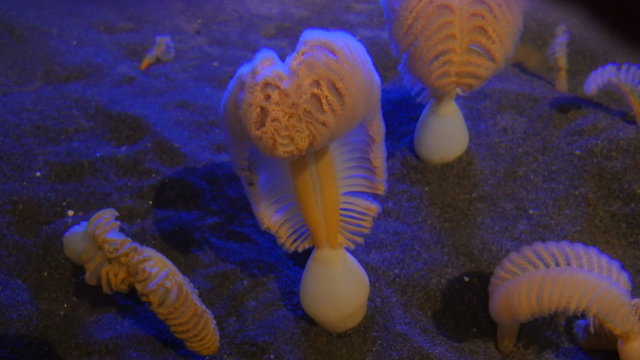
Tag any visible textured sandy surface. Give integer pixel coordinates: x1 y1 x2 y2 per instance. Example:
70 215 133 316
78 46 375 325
0 0 639 359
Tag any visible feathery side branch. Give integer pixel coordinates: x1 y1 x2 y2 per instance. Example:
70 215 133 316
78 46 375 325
489 240 631 296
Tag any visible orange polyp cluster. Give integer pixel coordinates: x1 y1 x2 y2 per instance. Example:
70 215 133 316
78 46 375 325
221 29 386 253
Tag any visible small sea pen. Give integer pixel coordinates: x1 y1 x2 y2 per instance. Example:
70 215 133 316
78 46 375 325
140 35 176 71
584 62 640 125
546 24 570 92
221 29 386 333
489 241 640 359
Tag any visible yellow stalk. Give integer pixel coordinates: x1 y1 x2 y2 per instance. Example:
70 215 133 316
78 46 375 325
290 146 340 249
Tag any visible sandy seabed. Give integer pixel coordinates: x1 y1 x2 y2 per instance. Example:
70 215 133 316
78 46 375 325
1 0 639 359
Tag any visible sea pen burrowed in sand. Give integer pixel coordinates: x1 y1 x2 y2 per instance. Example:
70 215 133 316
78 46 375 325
381 0 525 163
489 241 640 360
546 24 570 92
62 208 220 356
584 62 640 125
221 29 386 333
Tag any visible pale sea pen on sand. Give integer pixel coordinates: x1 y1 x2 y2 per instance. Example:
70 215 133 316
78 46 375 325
220 28 386 333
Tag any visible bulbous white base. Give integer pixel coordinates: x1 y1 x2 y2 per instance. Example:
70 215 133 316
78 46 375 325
414 97 469 164
299 247 370 333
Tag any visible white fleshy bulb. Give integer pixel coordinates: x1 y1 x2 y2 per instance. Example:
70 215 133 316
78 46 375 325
299 246 370 333
414 97 469 164
62 222 91 265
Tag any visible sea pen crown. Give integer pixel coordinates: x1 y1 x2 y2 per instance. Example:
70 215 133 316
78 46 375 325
381 0 525 98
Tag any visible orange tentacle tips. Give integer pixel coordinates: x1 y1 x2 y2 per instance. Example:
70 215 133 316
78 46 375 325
63 208 220 356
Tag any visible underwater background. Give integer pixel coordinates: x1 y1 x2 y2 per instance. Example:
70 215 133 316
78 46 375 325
1 0 639 359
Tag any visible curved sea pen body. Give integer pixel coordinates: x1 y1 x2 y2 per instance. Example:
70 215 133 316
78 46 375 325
490 267 640 358
584 62 640 124
140 35 175 71
489 240 631 296
63 209 220 356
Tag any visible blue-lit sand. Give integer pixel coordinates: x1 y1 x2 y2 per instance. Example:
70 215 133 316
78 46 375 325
1 0 639 359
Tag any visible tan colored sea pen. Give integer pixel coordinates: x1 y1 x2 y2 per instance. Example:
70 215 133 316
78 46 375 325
381 0 525 163
584 62 640 125
490 267 640 359
546 24 570 92
221 29 386 332
489 241 640 359
62 209 219 356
